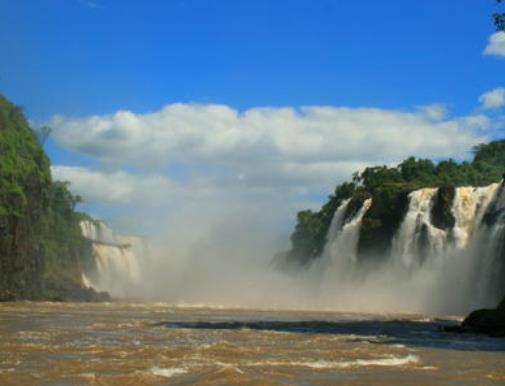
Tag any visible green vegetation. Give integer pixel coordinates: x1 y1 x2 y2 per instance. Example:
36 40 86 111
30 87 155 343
0 94 105 301
288 182 357 265
494 0 504 31
41 181 99 300
285 141 505 265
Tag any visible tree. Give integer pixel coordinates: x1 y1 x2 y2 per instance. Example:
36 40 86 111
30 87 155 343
495 0 505 31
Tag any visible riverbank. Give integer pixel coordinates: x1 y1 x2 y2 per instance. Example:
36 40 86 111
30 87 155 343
0 283 110 303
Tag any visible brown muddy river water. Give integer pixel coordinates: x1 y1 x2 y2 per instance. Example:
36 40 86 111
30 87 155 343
0 302 504 385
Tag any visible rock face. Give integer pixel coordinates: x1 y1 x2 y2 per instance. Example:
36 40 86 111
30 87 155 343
280 179 505 314
459 298 505 337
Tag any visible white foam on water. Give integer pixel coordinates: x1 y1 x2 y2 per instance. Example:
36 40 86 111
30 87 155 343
340 354 420 368
245 354 420 369
150 367 188 378
214 362 245 374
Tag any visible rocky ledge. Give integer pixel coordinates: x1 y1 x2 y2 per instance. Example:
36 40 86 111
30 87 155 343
445 297 505 337
0 281 111 303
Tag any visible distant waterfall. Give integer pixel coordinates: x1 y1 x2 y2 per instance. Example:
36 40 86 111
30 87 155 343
317 182 505 313
80 220 147 298
318 198 372 299
323 198 372 267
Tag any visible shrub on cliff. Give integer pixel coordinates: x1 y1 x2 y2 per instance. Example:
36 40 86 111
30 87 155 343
283 140 505 265
0 95 96 300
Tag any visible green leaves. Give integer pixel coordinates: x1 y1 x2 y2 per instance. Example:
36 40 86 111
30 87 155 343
495 0 505 31
0 94 93 299
286 138 505 265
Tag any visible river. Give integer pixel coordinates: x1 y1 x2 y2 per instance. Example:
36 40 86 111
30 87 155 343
0 302 504 385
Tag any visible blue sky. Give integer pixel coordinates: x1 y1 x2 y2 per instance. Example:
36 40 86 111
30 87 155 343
1 0 501 120
1 0 504 236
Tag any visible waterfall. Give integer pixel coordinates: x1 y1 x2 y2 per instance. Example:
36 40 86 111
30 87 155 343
466 184 505 308
80 220 147 298
321 199 373 268
391 188 446 267
317 182 505 313
451 183 500 249
321 199 351 261
318 198 372 301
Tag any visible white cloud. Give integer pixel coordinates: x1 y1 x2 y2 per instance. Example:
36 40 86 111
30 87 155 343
416 104 448 120
49 103 489 193
479 87 505 109
484 32 505 57
51 166 179 206
49 102 492 240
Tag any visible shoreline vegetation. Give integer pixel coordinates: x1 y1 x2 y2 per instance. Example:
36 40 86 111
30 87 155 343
0 94 109 302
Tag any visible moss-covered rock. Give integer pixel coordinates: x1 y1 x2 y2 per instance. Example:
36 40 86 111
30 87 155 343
357 184 411 259
344 191 371 224
44 277 111 302
430 185 456 230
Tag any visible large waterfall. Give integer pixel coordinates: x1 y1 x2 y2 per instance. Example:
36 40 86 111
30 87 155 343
80 220 148 298
317 182 505 314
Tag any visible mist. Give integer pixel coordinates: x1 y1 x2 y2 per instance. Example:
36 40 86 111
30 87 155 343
81 181 505 317
47 100 501 315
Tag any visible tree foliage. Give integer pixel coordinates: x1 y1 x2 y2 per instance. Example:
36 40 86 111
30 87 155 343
495 0 505 31
0 94 94 300
285 140 505 265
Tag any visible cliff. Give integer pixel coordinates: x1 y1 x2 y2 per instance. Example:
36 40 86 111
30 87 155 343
278 139 505 322
0 95 108 301
282 143 505 267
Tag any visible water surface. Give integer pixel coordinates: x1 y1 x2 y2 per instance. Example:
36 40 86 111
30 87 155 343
0 302 504 385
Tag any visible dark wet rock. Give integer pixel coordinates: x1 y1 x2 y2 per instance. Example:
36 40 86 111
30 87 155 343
430 185 455 230
446 297 505 337
44 279 111 302
357 187 411 260
461 299 505 337
0 290 17 302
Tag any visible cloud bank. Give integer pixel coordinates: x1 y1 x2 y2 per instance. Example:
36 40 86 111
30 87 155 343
48 101 492 240
49 103 488 197
49 101 496 305
484 32 505 57
479 87 505 109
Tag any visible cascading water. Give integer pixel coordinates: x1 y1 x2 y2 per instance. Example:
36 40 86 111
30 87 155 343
316 182 505 313
451 183 500 248
80 220 147 298
323 198 372 268
317 198 373 304
391 188 446 268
